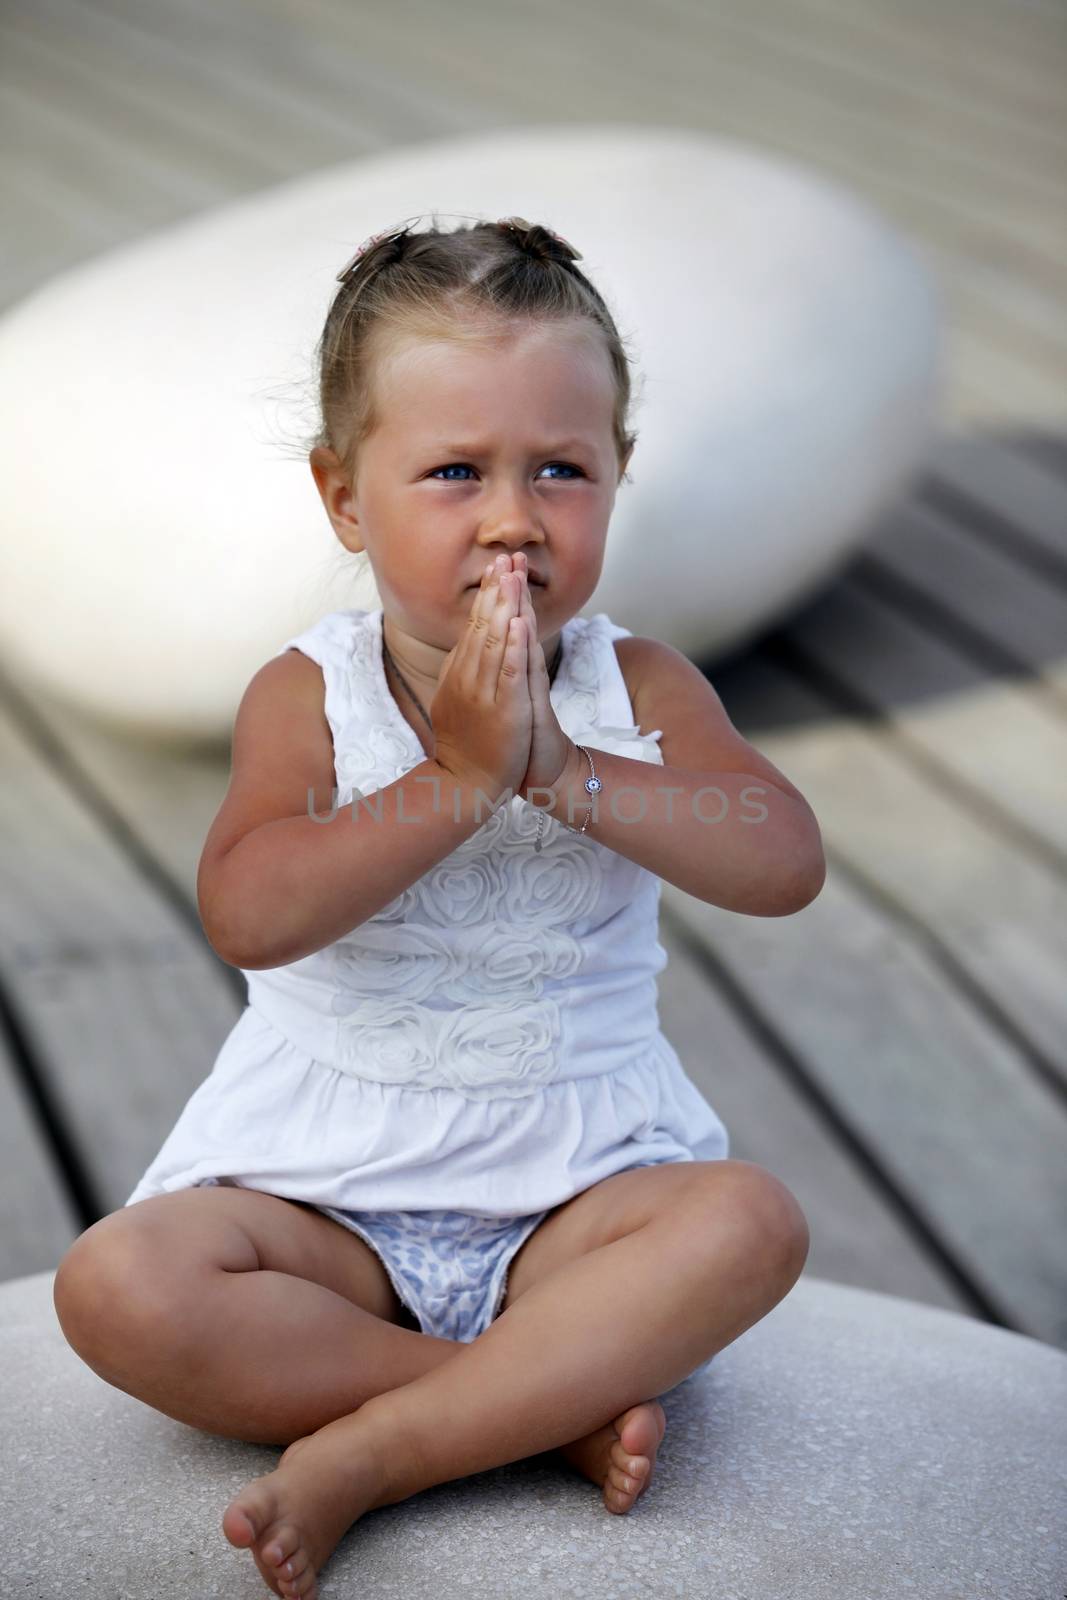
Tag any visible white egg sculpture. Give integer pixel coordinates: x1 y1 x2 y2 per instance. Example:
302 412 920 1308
0 125 942 741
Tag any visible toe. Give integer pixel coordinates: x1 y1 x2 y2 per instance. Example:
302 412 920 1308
221 1499 259 1550
603 1478 633 1514
615 1402 663 1464
283 1566 318 1599
252 1535 294 1597
611 1438 648 1473
263 1529 302 1570
281 1549 309 1579
222 1479 281 1552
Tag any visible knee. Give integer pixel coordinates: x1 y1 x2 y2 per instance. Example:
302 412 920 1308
53 1212 177 1364
734 1162 810 1279
694 1160 810 1281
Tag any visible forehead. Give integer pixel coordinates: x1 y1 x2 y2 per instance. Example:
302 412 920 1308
372 325 615 445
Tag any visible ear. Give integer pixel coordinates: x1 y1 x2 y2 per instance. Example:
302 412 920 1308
309 446 365 554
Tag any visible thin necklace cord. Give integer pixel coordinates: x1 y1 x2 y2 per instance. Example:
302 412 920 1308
382 628 564 736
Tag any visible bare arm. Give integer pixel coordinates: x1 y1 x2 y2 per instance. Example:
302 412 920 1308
529 626 825 917
199 568 533 970
202 759 502 969
541 743 824 917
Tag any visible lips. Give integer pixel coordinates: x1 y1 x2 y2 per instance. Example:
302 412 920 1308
465 575 546 587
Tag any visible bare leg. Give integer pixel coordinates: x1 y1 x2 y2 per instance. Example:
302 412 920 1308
224 1191 807 1598
58 1261 464 1446
57 1245 658 1563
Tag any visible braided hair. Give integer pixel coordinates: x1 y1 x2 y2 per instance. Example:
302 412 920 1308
310 211 640 490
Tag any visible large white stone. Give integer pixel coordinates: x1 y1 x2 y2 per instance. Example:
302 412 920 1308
0 126 943 740
3 1268 1063 1596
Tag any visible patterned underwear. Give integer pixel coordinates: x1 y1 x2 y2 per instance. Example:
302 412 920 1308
312 1203 553 1342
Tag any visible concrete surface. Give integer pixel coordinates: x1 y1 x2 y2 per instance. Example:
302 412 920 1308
2 1269 1063 1598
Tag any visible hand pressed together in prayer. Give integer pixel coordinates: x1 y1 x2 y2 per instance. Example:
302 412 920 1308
429 552 576 805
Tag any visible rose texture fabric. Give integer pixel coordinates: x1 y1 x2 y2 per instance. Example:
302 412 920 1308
125 608 729 1218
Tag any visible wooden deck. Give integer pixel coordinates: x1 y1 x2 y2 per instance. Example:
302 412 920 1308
1 0 1065 1352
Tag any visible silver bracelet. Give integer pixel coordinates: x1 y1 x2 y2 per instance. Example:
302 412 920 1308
534 744 602 852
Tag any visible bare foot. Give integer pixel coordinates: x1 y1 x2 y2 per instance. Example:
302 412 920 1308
221 1407 399 1598
555 1398 667 1514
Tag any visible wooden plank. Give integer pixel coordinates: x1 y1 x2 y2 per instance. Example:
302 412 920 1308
667 0 1067 202
0 16 280 195
990 427 1067 485
943 270 1067 392
582 0 1067 271
659 652 1067 1345
942 330 1067 430
0 1028 79 1281
11 688 234 908
42 0 434 154
655 921 979 1318
2 0 1063 431
775 574 1067 865
89 0 527 135
711 0 1067 146
925 431 1067 567
706 641 1067 1090
855 497 1067 705
0 674 242 1224
0 80 222 224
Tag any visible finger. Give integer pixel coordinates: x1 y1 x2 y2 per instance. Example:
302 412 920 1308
498 614 527 692
517 565 537 633
482 570 523 691
456 561 506 691
529 626 548 695
497 614 526 700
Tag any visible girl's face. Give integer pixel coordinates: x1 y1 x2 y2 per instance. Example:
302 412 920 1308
312 323 628 651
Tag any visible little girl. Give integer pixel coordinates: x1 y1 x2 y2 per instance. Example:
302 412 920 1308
53 213 822 1599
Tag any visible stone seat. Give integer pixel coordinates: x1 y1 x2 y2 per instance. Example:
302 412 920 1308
3 1268 1063 1597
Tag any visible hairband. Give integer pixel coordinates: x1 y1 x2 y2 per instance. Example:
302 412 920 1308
336 215 580 281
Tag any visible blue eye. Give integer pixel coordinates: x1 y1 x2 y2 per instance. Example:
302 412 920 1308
429 461 584 481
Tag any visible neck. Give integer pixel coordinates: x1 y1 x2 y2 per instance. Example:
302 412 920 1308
379 621 452 709
382 613 564 710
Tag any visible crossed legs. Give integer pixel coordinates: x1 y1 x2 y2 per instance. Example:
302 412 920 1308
54 1162 809 1598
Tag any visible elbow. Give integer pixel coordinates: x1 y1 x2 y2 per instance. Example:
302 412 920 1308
201 902 272 968
787 853 827 914
200 911 249 970
751 823 827 918
206 931 249 969
775 835 827 916
198 881 252 969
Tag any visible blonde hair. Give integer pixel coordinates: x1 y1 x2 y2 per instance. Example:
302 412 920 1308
311 212 642 488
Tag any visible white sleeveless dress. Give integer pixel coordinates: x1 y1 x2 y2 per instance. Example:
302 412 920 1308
124 607 730 1219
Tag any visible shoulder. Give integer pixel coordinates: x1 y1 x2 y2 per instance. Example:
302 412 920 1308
234 647 333 760
279 608 370 665
610 633 698 730
609 632 809 802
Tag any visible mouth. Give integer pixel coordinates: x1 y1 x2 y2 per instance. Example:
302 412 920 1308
465 578 546 589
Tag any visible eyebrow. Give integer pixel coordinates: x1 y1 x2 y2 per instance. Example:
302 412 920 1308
425 438 597 455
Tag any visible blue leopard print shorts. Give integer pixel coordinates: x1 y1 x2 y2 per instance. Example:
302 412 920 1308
312 1204 553 1342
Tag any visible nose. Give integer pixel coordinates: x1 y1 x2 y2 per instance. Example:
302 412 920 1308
477 489 546 559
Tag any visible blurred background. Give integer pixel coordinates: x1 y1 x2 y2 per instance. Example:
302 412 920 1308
1 0 1065 1350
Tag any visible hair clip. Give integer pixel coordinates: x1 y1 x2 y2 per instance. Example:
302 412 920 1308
336 213 582 282
336 214 426 281
546 227 581 258
496 218 581 259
